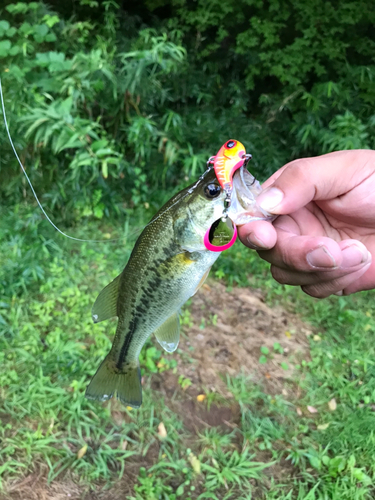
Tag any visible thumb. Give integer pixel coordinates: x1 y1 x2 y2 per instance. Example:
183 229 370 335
256 150 375 215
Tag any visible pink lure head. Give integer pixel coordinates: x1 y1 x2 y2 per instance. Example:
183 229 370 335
213 139 246 190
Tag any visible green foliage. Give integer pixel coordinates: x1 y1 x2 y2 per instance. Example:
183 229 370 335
2 0 375 225
0 2 189 220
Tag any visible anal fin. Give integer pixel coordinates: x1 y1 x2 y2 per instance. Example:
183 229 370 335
92 274 121 323
192 267 211 296
154 313 180 353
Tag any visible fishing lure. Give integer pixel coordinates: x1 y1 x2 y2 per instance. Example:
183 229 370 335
203 139 252 252
212 139 252 193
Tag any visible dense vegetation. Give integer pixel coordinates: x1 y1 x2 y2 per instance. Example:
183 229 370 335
2 1 375 499
1 0 375 220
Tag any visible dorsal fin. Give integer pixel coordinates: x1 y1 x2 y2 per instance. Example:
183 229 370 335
92 274 121 323
154 313 180 352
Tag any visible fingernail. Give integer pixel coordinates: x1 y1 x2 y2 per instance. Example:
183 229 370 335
341 244 368 268
334 291 343 296
307 246 337 268
257 187 284 213
246 233 266 249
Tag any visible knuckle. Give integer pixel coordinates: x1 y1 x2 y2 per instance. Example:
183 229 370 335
301 285 327 299
257 249 273 265
302 282 335 299
278 245 303 272
285 159 311 183
271 265 289 285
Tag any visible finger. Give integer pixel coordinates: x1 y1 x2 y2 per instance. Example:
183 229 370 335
342 257 375 294
259 232 344 271
255 150 375 215
302 262 372 298
261 164 288 189
238 220 277 250
270 240 371 286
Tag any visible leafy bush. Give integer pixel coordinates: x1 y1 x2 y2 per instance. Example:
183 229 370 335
0 1 189 220
1 0 375 223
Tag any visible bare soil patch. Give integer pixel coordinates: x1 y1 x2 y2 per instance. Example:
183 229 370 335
175 280 312 399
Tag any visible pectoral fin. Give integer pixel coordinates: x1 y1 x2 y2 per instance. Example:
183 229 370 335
92 274 121 323
154 313 180 352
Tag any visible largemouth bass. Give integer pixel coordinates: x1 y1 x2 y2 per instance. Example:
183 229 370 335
86 140 274 408
86 168 228 408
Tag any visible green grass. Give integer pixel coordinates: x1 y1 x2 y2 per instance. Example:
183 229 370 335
1 207 375 499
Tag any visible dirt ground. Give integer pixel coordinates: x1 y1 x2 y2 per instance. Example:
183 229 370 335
3 281 314 500
176 280 312 398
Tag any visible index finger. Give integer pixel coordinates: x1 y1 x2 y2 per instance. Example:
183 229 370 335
258 150 375 215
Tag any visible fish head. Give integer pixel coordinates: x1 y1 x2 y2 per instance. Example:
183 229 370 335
227 166 277 225
173 168 230 251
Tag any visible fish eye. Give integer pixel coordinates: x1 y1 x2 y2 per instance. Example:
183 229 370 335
204 183 221 199
226 140 236 149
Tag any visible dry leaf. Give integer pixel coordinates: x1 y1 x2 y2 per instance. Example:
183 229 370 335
284 330 292 338
121 440 128 450
317 423 330 430
197 394 206 402
77 444 88 459
296 407 302 416
158 422 167 439
265 372 271 379
188 452 201 474
307 405 318 413
328 398 337 411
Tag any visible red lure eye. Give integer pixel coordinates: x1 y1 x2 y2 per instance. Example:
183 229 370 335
225 140 237 149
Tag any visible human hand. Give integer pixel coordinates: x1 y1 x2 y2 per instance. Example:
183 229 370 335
238 150 375 297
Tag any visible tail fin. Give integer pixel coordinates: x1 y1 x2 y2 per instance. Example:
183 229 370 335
85 354 142 408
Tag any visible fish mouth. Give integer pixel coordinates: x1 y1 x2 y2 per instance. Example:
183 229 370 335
203 165 275 252
227 167 277 226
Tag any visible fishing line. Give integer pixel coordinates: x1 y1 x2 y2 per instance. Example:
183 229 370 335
0 77 136 243
0 77 208 243
145 167 213 227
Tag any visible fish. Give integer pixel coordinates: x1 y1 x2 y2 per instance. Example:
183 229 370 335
86 146 274 409
85 168 229 408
